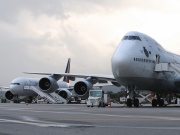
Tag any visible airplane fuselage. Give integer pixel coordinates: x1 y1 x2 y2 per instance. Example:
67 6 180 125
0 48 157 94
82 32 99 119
10 77 70 96
112 31 180 93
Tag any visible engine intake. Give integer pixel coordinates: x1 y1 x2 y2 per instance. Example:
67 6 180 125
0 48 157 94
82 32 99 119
74 81 93 97
39 77 58 93
55 89 72 99
5 91 14 100
59 91 67 99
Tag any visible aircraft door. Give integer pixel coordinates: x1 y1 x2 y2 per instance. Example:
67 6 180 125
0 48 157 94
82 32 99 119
156 54 160 64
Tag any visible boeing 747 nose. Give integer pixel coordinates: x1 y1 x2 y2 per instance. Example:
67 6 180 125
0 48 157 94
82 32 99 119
112 51 130 71
111 49 131 81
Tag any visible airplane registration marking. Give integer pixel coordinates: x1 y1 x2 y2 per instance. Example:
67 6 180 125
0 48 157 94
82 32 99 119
24 86 30 90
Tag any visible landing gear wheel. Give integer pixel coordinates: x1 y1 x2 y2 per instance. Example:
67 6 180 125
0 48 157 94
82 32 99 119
98 102 101 107
134 99 139 107
127 98 132 107
152 99 157 107
28 96 33 103
14 100 17 103
101 102 105 107
158 99 164 107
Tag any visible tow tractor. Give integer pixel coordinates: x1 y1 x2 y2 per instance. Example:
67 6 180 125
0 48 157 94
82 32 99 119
86 90 110 107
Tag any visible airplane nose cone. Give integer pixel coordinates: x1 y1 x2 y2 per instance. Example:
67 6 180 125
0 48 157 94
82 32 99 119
10 85 16 93
112 51 130 71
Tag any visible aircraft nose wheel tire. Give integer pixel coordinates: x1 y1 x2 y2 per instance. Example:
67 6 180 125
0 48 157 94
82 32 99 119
152 99 157 107
134 99 139 107
127 98 132 107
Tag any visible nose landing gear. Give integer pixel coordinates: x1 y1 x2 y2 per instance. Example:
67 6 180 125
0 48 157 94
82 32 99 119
126 86 139 107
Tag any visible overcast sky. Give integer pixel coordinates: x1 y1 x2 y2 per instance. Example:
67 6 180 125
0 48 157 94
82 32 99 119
1 0 180 86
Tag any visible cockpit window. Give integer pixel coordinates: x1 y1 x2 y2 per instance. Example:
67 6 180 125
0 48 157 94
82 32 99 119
11 83 20 85
122 36 128 40
122 36 141 41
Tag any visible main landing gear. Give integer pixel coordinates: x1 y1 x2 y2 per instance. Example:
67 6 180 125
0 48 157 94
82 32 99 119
28 96 33 103
13 95 20 103
151 93 164 107
125 86 167 107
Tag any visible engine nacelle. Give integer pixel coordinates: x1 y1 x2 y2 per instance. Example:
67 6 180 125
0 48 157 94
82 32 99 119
174 74 180 87
74 80 93 98
39 77 59 93
5 91 14 100
57 89 72 99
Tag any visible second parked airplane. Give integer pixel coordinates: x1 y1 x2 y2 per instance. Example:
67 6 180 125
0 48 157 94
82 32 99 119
5 58 72 102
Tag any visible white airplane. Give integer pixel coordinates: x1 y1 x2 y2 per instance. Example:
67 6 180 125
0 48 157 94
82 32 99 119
25 31 180 107
5 58 72 103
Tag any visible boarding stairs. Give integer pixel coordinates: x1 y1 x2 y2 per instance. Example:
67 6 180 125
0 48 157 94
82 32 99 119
49 92 67 104
30 86 66 104
154 63 180 74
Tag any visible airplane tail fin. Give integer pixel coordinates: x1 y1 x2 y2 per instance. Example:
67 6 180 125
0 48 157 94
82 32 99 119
63 58 71 83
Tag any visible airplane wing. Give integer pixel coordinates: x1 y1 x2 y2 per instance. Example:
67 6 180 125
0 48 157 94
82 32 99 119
24 72 117 84
0 86 10 89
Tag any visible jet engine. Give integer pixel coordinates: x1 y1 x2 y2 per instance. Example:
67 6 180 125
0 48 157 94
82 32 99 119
57 89 72 99
5 91 14 100
74 80 93 98
39 77 59 93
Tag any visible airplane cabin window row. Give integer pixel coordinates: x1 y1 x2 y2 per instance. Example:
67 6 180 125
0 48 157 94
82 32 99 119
134 58 155 63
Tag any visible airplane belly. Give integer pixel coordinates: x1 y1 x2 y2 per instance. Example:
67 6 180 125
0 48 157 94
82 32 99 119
115 64 178 92
23 89 37 96
116 76 177 92
11 87 37 96
22 85 37 96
